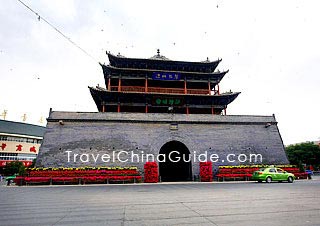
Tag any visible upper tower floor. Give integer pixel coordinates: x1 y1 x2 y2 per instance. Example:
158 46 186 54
101 50 229 96
107 49 221 73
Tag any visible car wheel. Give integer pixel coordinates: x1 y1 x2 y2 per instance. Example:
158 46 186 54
287 176 293 183
258 180 262 183
266 177 272 183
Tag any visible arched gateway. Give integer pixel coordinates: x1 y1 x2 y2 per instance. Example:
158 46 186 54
159 141 192 182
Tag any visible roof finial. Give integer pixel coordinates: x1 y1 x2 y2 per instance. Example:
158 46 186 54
157 49 160 56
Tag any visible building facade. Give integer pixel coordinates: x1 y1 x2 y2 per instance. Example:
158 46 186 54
36 51 289 181
0 119 45 170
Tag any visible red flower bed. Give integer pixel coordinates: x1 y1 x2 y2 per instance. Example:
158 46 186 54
29 169 139 177
282 167 300 173
51 177 79 183
216 173 252 179
293 172 308 179
25 177 51 183
144 162 158 183
218 167 259 175
13 176 26 185
216 165 306 181
14 167 142 186
200 162 213 182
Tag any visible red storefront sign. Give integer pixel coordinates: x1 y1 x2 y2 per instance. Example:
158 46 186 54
0 143 38 153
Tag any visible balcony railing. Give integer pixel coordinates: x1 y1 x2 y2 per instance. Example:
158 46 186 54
148 87 184 94
110 86 210 95
187 89 209 95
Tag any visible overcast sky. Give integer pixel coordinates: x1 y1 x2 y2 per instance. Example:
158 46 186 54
1 0 319 145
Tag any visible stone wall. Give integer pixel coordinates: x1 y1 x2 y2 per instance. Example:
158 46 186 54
36 111 289 176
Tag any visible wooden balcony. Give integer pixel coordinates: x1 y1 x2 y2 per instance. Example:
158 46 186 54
187 89 209 95
110 86 210 95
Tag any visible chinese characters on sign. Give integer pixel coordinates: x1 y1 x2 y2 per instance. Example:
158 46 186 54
153 97 183 106
0 143 38 153
16 144 23 151
30 146 37 153
170 123 179 130
1 143 6 150
152 72 181 81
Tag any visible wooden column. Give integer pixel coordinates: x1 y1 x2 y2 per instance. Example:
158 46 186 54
211 106 214 115
184 77 187 94
186 105 189 115
107 77 111 91
145 104 148 113
208 80 211 95
118 77 121 92
102 104 106 113
117 103 121 113
145 76 148 93
217 84 220 95
224 107 227 115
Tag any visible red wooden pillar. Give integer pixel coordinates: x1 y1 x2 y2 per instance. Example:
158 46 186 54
217 84 220 95
224 107 227 115
186 105 189 115
118 78 121 91
184 77 187 94
145 104 148 113
208 80 211 95
211 106 214 115
102 104 106 113
145 77 148 93
108 77 111 91
117 103 121 113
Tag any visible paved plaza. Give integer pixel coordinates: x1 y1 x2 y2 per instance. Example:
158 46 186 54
0 179 319 226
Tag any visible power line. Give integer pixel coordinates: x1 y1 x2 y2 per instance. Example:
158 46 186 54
17 0 98 63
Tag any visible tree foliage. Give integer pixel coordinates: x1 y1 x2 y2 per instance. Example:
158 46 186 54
285 142 320 168
3 161 26 176
30 158 37 168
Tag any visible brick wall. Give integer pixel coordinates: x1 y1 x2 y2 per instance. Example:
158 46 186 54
36 112 289 176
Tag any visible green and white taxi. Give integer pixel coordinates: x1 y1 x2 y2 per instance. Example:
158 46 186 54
252 167 295 183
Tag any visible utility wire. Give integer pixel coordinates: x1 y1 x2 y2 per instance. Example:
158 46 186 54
17 0 98 63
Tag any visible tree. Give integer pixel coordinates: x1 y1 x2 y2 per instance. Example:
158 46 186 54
3 161 26 176
30 158 37 168
285 142 320 170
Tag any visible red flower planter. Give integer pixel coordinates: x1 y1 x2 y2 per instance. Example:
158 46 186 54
15 167 142 185
200 162 213 182
144 162 158 183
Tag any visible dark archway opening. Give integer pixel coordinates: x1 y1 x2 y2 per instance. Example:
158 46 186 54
159 141 192 182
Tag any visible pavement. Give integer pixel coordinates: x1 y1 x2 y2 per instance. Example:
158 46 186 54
0 179 320 226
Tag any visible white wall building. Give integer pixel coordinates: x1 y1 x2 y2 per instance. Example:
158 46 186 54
0 119 45 168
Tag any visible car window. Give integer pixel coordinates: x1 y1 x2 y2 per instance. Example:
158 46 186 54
277 169 284 173
269 168 276 173
258 168 265 171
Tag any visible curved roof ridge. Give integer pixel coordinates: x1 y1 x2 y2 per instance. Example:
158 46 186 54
106 51 221 64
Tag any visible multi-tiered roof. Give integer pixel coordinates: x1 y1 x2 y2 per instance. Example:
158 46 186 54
89 50 240 114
